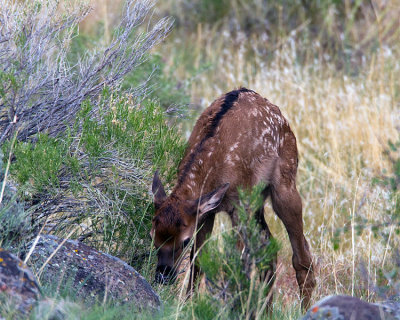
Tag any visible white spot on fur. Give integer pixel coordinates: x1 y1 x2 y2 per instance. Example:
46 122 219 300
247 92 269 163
261 128 271 137
189 173 195 179
225 154 234 166
229 142 239 152
271 112 284 125
199 159 203 165
208 152 212 157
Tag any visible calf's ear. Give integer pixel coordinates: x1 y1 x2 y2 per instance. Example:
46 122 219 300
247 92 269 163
152 170 166 209
191 183 230 218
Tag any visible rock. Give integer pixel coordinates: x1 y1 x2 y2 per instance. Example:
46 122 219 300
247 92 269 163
0 248 41 316
32 297 83 319
25 235 160 310
301 295 400 320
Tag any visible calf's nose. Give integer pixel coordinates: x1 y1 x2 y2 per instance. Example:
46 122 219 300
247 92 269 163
155 265 176 284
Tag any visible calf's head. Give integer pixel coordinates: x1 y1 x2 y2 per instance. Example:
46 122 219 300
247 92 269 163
151 171 229 284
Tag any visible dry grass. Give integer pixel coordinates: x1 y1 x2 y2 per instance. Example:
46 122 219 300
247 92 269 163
78 0 123 37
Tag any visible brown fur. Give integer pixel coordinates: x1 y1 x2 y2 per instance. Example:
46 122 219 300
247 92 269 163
151 88 315 309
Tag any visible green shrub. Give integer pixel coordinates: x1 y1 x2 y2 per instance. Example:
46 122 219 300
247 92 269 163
197 184 280 318
7 134 68 196
4 91 185 270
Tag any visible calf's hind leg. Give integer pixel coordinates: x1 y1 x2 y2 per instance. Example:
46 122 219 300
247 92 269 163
270 179 315 309
255 187 276 278
254 187 277 309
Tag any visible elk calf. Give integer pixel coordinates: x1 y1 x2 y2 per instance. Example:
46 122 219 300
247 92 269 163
151 88 315 308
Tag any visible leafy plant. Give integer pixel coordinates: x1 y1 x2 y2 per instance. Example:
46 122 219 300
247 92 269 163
7 134 68 196
197 184 280 318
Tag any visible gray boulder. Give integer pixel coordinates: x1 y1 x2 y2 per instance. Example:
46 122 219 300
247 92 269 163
0 248 41 317
25 235 160 310
301 295 400 320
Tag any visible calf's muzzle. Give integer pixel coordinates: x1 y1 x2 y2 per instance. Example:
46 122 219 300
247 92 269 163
155 265 177 284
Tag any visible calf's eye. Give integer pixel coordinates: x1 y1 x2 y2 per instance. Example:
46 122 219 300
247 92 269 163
182 238 191 248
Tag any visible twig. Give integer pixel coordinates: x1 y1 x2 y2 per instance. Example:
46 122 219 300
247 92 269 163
36 226 79 279
0 129 18 205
